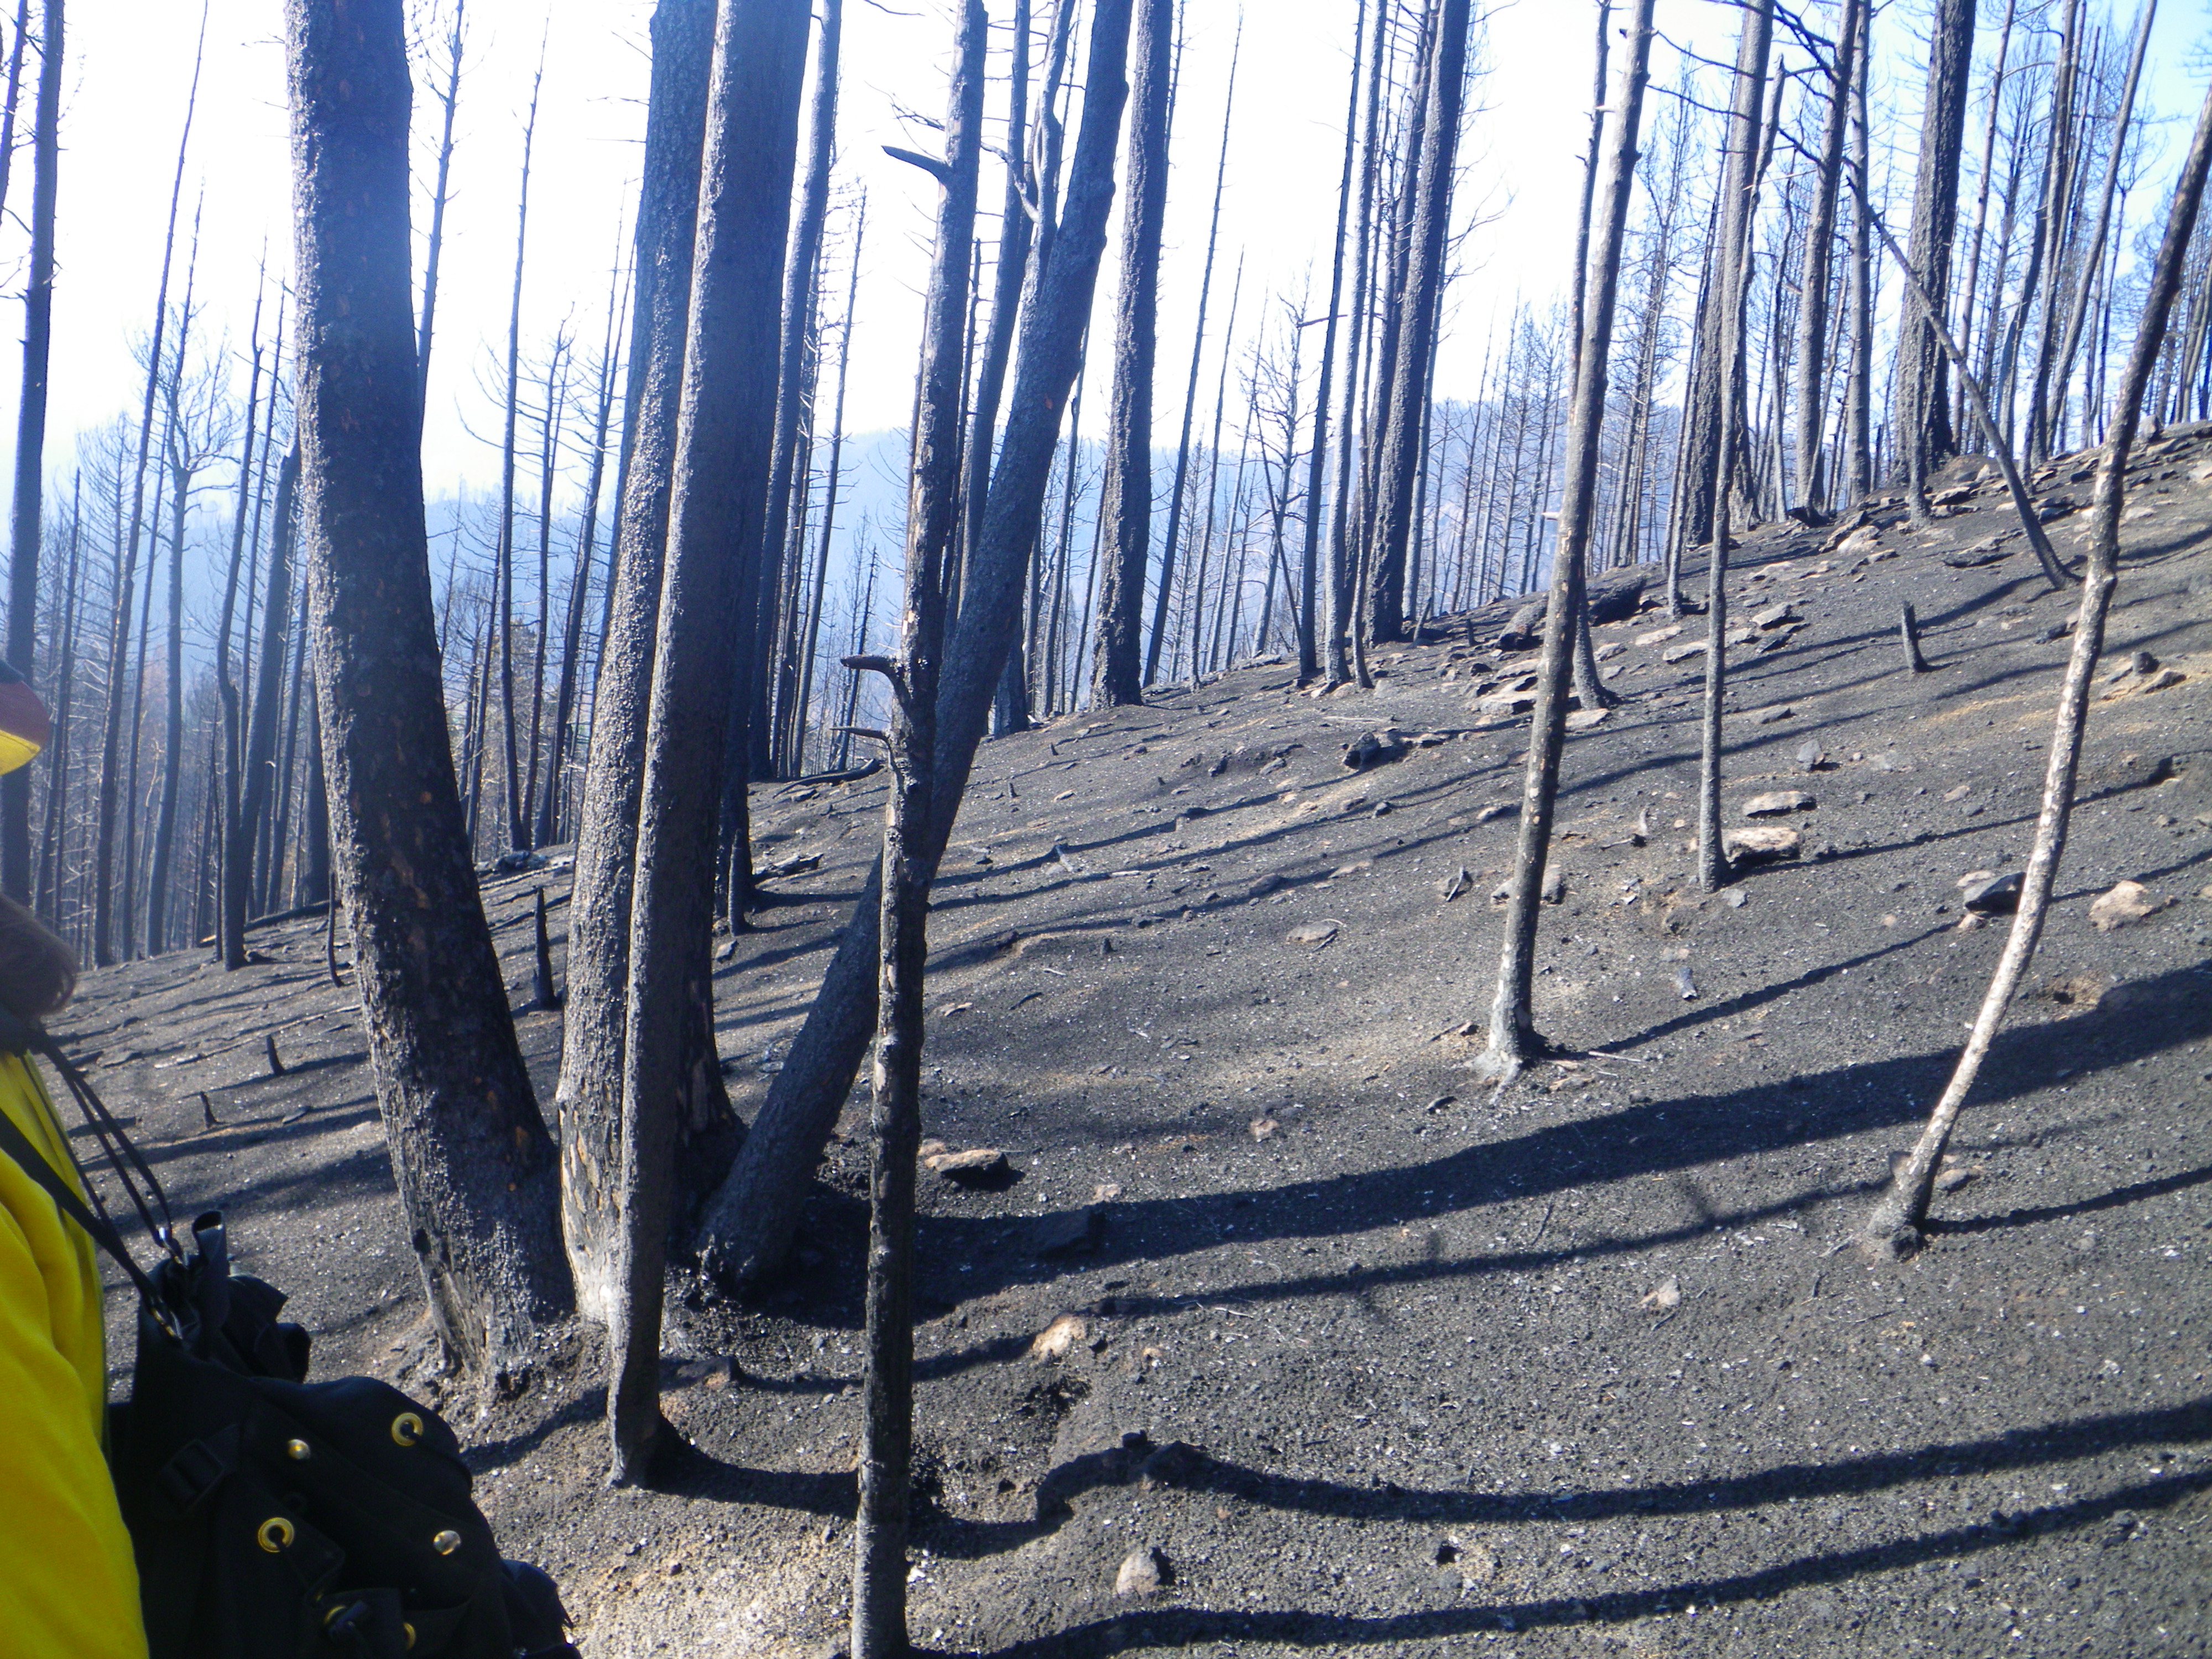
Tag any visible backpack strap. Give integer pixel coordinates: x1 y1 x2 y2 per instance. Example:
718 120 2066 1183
0 1099 165 1307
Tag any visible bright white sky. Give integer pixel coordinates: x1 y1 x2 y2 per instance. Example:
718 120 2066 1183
12 0 2212 505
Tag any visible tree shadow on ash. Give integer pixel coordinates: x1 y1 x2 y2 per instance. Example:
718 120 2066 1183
964 1468 2206 1655
904 964 2212 1310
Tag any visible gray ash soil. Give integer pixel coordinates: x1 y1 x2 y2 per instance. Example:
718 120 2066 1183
60 431 2212 1658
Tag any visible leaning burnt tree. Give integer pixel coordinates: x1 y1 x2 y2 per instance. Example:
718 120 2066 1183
1472 0 1655 1082
284 0 571 1371
1865 68 2212 1255
603 0 808 1483
1088 0 1169 709
698 0 1136 1292
850 21 982 1650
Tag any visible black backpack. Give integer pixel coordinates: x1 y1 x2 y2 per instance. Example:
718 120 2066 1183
0 1009 580 1659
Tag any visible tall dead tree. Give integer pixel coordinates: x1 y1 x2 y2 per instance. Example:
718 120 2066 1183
493 53 544 854
1365 0 1471 644
284 0 571 1369
851 22 982 1650
604 0 807 1483
415 0 464 400
1866 67 2212 1253
1893 0 1976 484
745 0 841 796
698 0 1136 1292
214 283 269 968
3 0 59 901
1474 0 1653 1080
1791 0 1861 518
1089 0 1170 707
556 0 721 1327
1695 0 1771 895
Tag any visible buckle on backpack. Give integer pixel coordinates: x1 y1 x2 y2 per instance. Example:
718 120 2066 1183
155 1423 239 1514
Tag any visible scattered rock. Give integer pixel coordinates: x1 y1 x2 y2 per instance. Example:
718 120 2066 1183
2089 879 2162 932
1031 1207 1104 1258
1287 920 1341 948
1752 704 1795 726
1564 707 1609 731
1248 1117 1279 1142
1674 964 1698 1001
1661 640 1709 664
1725 889 1748 909
1594 640 1626 661
1439 867 1472 902
1634 624 1683 647
1943 783 1973 802
1795 739 1828 771
1741 790 1815 817
1343 729 1411 770
924 1146 1010 1183
1830 523 1881 560
1137 1440 1205 1490
1752 602 1799 630
1942 540 2013 568
1030 1314 1088 1363
1475 802 1516 825
1114 1546 1171 1598
1721 826 1803 864
2038 618 2076 643
1641 1277 1682 1311
1960 872 2022 916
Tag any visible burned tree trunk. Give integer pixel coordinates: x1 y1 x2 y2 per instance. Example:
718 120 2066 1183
1865 68 2212 1255
851 19 980 1650
1791 0 1861 520
556 0 722 1328
697 0 1135 1293
1365 0 1471 645
2 0 58 901
1891 0 1975 484
1474 0 1653 1080
1694 0 1771 896
605 0 807 1483
1088 0 1169 708
284 0 571 1369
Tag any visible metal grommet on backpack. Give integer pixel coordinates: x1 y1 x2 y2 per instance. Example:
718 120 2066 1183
0 1005 581 1659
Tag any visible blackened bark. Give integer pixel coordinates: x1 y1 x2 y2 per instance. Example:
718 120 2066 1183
557 0 719 1328
1366 0 1472 644
606 0 807 1482
852 18 981 1648
1791 0 1860 518
697 0 1135 1292
284 0 570 1368
1089 0 1169 707
2 0 58 901
1476 0 1653 1078
1892 0 1975 481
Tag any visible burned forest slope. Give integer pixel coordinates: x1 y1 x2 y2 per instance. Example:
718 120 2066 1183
61 434 2212 1658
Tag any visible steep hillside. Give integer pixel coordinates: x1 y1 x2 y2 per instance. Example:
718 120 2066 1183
61 432 2212 1659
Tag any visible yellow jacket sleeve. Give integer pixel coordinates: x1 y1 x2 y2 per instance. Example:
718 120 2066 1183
0 1051 149 1659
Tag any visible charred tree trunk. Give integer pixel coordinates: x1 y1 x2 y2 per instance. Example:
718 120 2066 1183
605 0 807 1484
284 0 571 1369
415 0 463 400
1791 0 1860 519
556 0 724 1329
851 19 980 1650
1695 0 1771 895
2 0 58 901
697 0 1135 1293
1366 0 1470 645
214 288 268 968
1475 0 1653 1079
1089 0 1169 708
1892 0 1976 483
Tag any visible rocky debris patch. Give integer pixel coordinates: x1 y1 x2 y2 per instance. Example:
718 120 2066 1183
1722 825 1803 864
1960 871 2023 916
